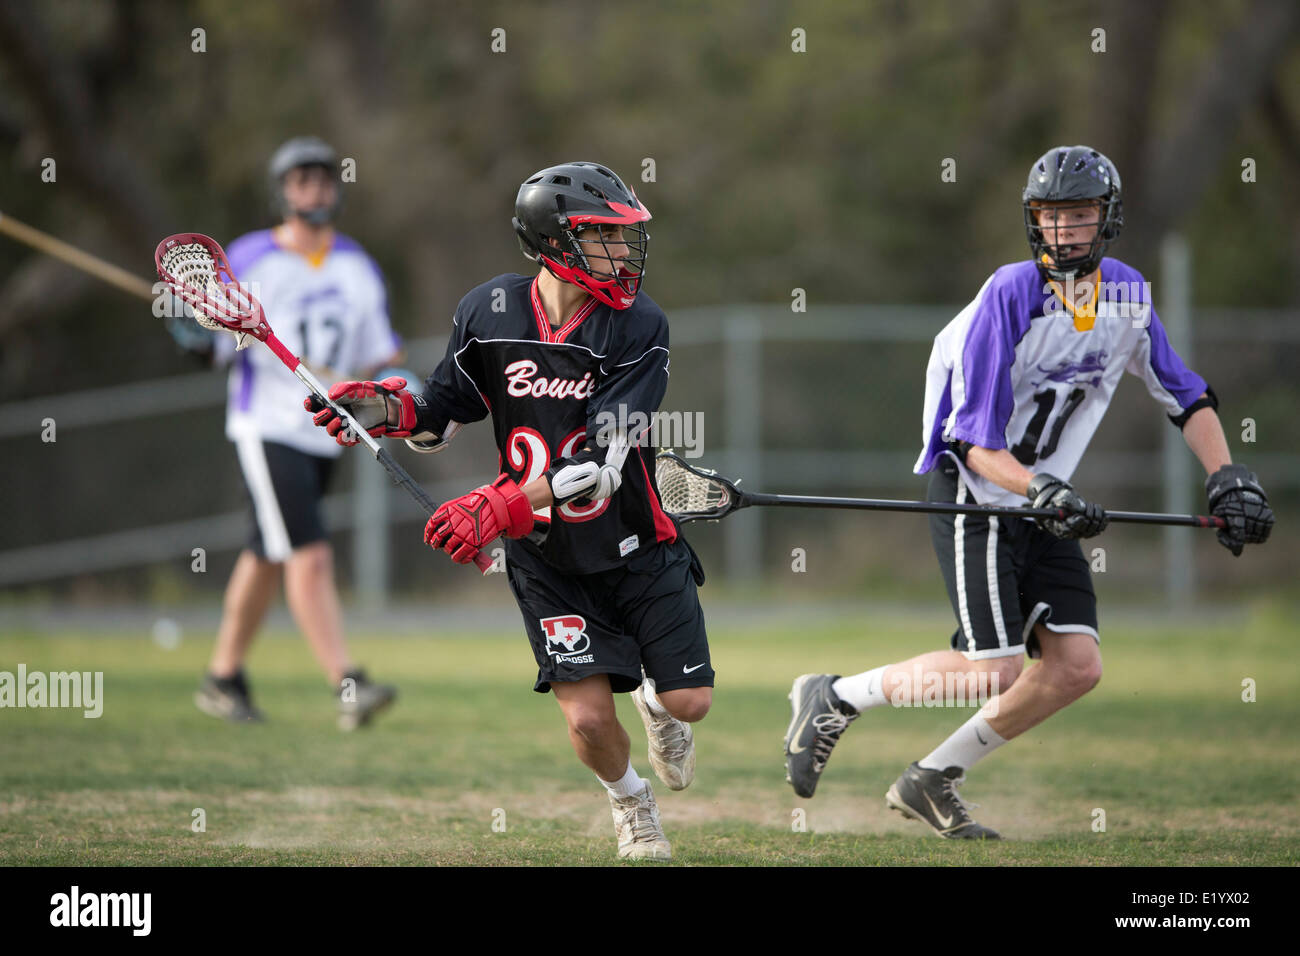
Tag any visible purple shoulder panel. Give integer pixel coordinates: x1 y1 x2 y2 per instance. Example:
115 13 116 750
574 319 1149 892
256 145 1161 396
1104 258 1207 405
950 262 1038 444
1141 314 1207 406
331 233 362 254
224 229 277 278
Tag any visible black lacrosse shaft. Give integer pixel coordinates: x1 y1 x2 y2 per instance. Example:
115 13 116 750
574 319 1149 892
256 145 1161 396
374 445 496 573
738 492 1225 529
375 446 438 517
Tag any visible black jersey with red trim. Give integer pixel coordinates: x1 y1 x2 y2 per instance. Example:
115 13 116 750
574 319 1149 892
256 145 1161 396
418 273 678 575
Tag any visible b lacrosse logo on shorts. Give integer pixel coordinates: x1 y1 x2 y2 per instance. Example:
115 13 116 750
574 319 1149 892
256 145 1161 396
540 615 594 663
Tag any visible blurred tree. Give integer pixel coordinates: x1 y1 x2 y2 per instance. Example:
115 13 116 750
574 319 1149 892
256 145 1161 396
2 0 1297 379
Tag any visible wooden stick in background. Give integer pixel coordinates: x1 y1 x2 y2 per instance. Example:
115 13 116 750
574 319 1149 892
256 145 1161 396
0 208 156 301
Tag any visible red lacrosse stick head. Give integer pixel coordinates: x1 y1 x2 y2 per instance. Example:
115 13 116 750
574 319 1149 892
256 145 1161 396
154 233 271 342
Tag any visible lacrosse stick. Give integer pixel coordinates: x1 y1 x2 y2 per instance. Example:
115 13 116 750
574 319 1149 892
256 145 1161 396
1 209 156 300
155 233 494 574
654 451 1227 529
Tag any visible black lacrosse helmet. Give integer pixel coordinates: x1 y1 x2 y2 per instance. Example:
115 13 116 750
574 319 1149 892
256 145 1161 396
1023 145 1123 280
512 162 651 310
269 136 342 226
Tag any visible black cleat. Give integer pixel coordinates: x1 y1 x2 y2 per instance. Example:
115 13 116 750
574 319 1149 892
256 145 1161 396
337 669 396 731
885 762 1001 839
784 673 858 797
195 669 264 723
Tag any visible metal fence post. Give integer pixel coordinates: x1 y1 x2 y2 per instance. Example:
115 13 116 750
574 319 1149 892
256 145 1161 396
1159 233 1194 603
352 450 389 607
723 312 762 584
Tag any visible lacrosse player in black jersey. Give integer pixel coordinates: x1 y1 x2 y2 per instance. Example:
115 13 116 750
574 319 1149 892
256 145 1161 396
308 162 712 860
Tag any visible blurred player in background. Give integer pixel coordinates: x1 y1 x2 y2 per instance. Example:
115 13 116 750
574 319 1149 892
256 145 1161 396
783 145 1274 837
308 162 711 860
170 136 400 729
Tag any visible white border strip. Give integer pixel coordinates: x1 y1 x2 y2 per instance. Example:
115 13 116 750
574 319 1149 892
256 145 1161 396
954 476 974 653
234 436 292 562
986 515 1009 650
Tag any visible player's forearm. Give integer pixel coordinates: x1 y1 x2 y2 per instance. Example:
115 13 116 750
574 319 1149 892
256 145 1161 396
964 446 1036 498
523 477 553 510
1182 405 1233 476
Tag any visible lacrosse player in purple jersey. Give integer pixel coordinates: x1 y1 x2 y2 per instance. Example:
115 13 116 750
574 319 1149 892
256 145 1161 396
308 162 712 861
783 146 1274 838
171 137 401 729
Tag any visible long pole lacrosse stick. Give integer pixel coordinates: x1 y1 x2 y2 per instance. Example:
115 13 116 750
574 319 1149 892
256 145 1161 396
655 451 1227 529
155 233 494 574
1 209 156 301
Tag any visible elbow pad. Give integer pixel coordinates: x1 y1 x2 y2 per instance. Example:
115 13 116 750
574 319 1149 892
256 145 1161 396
547 430 630 504
1169 386 1218 429
405 420 462 455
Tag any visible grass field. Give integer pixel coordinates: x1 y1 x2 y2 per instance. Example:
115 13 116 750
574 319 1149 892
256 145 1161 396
2 603 1298 866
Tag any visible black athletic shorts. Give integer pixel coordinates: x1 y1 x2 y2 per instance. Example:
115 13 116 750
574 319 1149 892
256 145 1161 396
233 438 336 562
929 455 1099 660
505 535 713 694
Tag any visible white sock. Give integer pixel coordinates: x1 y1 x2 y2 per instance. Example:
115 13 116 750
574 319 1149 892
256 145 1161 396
598 762 647 798
918 713 1007 772
832 666 890 711
641 677 668 717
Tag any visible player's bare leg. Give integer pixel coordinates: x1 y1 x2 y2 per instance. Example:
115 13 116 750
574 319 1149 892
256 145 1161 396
198 549 279 721
209 549 279 678
554 674 671 860
881 651 1022 704
284 540 396 729
283 541 352 685
632 682 709 791
981 624 1101 740
553 674 632 779
658 686 711 722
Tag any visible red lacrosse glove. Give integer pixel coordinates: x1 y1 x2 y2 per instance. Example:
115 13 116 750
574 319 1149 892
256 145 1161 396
304 377 419 447
424 475 535 564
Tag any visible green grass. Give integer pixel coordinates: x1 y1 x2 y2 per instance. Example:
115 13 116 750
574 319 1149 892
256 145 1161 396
1 606 1298 865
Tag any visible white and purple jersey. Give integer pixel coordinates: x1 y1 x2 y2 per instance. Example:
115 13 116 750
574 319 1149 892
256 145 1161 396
214 230 401 458
914 258 1208 506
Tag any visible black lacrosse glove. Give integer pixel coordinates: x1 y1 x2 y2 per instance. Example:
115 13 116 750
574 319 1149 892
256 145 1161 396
1026 473 1109 539
164 303 215 361
1205 463 1273 557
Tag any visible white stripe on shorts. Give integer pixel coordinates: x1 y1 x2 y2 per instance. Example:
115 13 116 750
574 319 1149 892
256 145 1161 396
235 436 293 562
954 476 974 653
986 516 1009 650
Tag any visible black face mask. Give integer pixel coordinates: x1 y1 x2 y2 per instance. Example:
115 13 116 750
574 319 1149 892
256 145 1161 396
292 206 334 227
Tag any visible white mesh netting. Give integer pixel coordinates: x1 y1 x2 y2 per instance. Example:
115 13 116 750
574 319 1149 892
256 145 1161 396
160 242 250 349
654 455 729 517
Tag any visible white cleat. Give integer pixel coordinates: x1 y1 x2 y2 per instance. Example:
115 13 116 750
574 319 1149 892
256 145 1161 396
631 677 695 791
609 782 672 861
